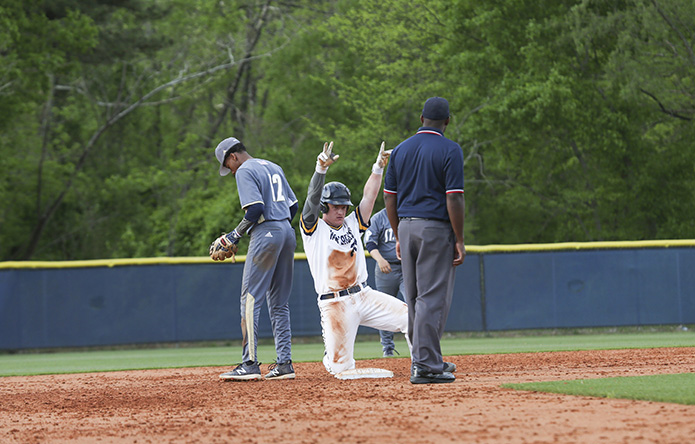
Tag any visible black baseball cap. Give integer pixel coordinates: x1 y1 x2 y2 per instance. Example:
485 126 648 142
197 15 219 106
422 97 450 120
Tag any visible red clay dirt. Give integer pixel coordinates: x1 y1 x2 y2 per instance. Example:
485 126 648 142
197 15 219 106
1 347 694 444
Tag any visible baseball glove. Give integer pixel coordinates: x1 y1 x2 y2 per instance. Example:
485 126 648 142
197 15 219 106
209 234 239 262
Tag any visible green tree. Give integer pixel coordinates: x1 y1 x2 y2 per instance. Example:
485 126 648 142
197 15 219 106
0 0 299 260
443 0 695 243
2 0 694 261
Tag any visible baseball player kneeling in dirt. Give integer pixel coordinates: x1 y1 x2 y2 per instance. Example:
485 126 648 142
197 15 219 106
300 141 411 377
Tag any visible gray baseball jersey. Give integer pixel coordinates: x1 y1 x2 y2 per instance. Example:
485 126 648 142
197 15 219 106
363 208 398 263
236 159 298 222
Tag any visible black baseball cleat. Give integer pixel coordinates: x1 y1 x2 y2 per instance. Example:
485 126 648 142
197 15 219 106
410 365 456 384
265 360 296 380
444 361 456 373
219 361 262 381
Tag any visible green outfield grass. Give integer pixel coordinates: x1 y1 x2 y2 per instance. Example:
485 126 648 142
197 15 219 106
504 373 695 405
0 329 693 377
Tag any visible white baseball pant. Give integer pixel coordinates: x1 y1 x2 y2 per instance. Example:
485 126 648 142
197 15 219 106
319 285 411 374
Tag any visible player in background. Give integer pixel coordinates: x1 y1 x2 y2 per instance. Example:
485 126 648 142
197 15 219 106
210 137 298 381
300 141 410 376
363 208 405 357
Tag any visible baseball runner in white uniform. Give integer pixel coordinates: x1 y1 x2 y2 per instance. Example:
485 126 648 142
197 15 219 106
300 141 411 376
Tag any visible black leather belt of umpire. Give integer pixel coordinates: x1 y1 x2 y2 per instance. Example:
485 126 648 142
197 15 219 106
320 281 368 300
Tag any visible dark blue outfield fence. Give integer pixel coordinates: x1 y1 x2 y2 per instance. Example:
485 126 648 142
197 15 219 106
1 240 694 350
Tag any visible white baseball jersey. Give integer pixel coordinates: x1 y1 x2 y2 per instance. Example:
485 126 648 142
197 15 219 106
301 207 369 296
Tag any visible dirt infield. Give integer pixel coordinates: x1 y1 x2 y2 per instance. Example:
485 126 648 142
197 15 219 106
1 347 694 444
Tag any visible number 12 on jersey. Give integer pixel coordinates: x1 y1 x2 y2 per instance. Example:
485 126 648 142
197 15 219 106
268 173 286 202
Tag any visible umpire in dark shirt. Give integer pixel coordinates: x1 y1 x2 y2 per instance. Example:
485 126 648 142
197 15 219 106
383 96 466 384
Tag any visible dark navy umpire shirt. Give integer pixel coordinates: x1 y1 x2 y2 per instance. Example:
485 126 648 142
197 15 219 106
384 127 464 221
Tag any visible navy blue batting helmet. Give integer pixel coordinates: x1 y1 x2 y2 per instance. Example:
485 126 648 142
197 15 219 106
320 182 353 213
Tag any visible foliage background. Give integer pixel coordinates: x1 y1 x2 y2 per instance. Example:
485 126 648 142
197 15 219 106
1 0 694 261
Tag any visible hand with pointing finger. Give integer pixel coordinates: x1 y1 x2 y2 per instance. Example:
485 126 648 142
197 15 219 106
375 141 392 169
316 141 339 173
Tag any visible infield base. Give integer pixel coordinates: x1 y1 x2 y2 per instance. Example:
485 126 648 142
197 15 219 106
335 367 394 380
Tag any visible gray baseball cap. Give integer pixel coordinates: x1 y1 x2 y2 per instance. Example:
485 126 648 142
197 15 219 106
215 137 241 176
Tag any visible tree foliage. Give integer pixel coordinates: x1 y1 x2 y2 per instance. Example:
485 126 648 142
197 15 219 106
0 0 693 261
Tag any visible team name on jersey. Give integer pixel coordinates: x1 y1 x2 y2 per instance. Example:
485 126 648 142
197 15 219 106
329 228 357 250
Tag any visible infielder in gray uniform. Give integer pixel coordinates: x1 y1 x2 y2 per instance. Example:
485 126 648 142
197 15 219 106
363 208 405 357
210 137 299 381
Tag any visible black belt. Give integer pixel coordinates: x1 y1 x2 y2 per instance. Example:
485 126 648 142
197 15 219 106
320 281 368 300
399 217 442 221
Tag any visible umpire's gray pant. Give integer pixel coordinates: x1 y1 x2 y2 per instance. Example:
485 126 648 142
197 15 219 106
399 218 456 374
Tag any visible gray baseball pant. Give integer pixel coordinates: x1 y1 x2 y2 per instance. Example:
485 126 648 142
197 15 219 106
399 218 456 374
374 263 405 352
240 220 296 364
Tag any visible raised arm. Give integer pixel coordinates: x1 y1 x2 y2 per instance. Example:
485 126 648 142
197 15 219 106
358 142 391 224
301 142 338 234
